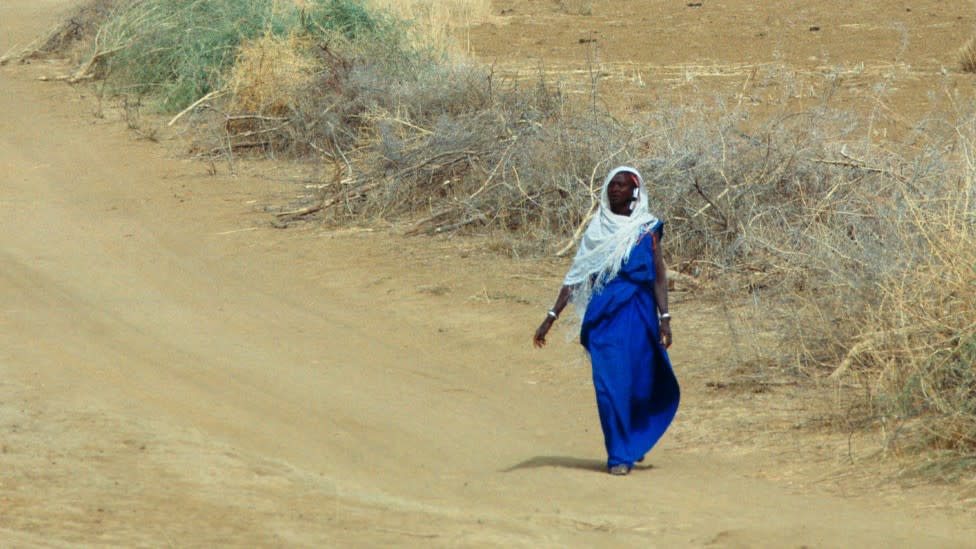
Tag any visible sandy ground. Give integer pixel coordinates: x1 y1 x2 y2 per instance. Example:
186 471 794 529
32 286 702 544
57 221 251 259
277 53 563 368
2 1 976 547
472 0 976 142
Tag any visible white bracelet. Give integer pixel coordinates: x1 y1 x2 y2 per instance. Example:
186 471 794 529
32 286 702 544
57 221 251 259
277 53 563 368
659 312 671 320
547 310 558 319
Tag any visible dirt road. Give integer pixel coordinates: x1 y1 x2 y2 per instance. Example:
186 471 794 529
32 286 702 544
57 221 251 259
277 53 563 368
2 1 974 547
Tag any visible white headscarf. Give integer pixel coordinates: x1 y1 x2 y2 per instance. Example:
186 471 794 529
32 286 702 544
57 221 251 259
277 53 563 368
562 167 659 318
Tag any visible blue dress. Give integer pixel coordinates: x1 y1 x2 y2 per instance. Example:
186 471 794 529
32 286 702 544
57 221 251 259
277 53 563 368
580 222 680 469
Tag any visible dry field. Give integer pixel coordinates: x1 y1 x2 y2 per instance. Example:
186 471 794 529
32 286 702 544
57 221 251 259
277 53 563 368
470 0 976 142
1 0 975 547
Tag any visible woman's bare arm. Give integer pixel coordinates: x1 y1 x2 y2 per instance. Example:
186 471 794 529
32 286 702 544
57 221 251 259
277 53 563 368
653 240 672 348
533 284 575 348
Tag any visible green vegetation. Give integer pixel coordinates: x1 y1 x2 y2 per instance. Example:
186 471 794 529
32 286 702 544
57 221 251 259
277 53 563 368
92 0 409 111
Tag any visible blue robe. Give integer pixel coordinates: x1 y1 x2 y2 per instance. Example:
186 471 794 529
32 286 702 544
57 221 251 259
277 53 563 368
580 222 680 469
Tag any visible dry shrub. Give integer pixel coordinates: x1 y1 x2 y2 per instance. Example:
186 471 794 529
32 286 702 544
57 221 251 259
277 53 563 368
840 155 976 459
306 64 639 244
755 111 976 462
215 32 320 152
226 33 317 116
959 36 976 73
635 101 865 282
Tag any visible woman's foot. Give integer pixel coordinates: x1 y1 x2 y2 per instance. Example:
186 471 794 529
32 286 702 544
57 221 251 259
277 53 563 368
608 464 631 476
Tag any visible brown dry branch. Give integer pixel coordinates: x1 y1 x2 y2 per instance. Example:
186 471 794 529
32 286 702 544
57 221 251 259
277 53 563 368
405 209 455 235
276 202 325 220
431 214 487 234
283 179 380 218
57 26 130 83
212 141 271 153
391 149 482 182
467 137 520 201
168 89 228 126
226 122 293 141
554 204 597 257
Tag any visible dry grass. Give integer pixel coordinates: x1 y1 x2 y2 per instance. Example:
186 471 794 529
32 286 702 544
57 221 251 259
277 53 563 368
761 118 976 466
557 0 594 16
959 36 976 73
846 139 976 463
225 33 317 115
365 0 491 54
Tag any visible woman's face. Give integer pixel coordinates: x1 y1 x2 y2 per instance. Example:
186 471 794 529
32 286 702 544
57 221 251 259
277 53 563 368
607 172 637 215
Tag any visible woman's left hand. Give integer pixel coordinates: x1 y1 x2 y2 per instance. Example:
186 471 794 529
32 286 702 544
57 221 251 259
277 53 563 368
660 318 672 348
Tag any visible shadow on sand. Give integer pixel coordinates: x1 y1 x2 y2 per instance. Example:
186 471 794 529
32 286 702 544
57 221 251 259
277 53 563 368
502 456 656 473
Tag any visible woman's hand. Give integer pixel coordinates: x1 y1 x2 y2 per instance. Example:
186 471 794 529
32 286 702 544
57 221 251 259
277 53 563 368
535 286 573 348
659 318 672 348
533 317 555 348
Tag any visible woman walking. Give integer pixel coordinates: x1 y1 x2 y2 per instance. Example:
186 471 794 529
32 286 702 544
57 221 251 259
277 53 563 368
533 166 679 476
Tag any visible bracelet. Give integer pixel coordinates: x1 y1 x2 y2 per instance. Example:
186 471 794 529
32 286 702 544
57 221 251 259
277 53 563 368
547 310 559 320
659 312 671 320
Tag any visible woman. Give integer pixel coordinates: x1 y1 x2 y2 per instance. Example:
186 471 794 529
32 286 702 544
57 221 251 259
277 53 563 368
533 166 679 476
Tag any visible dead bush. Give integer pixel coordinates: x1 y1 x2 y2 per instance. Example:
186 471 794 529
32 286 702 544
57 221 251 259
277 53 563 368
226 33 317 117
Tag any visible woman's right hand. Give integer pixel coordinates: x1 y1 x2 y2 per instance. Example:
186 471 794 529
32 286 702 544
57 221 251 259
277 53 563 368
535 286 573 348
533 317 554 348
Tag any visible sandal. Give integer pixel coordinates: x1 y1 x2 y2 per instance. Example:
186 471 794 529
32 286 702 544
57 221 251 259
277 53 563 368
608 464 631 476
